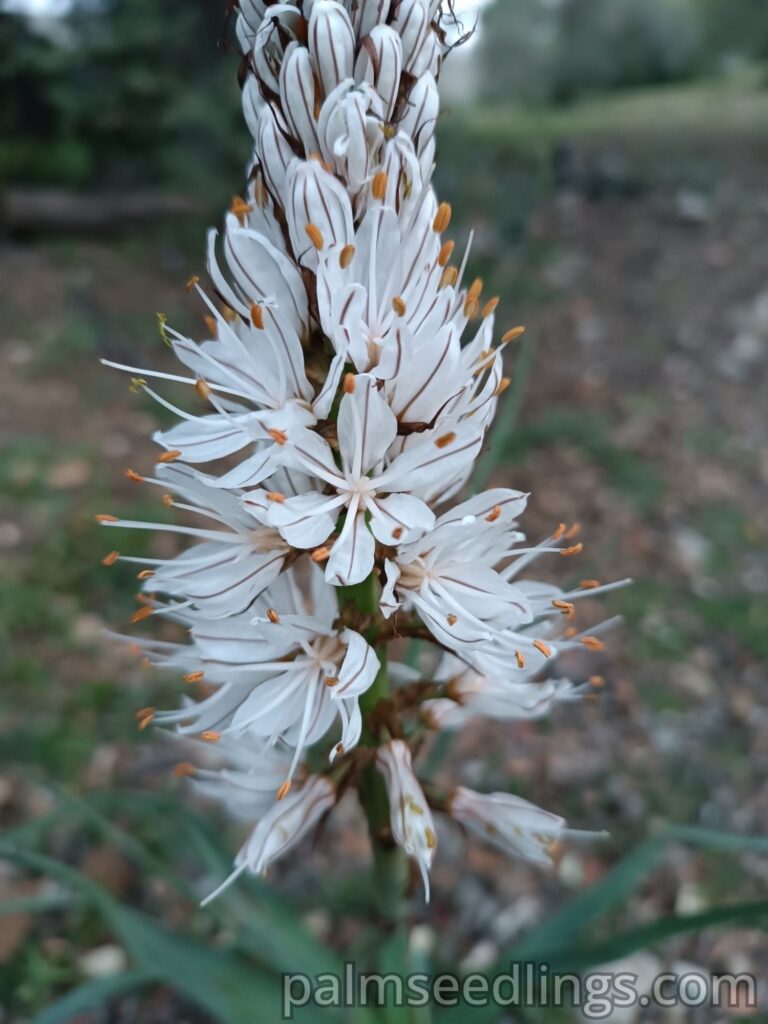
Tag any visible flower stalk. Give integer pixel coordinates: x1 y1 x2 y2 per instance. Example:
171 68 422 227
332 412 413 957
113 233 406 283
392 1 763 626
101 0 626 909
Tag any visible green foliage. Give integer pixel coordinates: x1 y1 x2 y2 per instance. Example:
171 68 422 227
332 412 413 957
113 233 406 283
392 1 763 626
0 1 244 191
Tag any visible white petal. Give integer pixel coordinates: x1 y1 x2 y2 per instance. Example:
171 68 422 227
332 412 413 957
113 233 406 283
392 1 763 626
337 375 397 477
325 508 376 586
368 494 435 545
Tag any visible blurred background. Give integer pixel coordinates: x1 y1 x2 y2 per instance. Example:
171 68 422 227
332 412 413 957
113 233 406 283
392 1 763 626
1 0 767 1020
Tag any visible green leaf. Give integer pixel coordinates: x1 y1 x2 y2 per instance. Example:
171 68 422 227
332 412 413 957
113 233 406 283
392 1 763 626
0 844 340 1024
32 970 155 1024
438 826 768 1024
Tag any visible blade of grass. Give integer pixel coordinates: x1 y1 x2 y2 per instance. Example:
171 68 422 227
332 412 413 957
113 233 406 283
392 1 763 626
31 970 156 1024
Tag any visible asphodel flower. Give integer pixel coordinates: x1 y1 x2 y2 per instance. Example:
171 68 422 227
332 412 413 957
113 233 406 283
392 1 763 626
102 0 626 903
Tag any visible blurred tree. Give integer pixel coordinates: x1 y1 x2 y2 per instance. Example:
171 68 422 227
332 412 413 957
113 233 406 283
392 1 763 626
479 0 703 104
0 0 244 193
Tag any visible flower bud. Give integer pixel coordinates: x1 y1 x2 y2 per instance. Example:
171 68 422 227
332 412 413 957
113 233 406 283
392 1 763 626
309 0 356 99
355 25 403 122
376 740 437 900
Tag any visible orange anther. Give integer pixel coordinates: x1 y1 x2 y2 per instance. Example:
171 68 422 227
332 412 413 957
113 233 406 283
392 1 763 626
305 223 325 250
343 373 356 394
501 326 526 345
438 240 455 267
515 650 526 669
277 780 292 801
266 491 286 503
435 431 457 449
158 450 182 463
195 379 211 401
580 636 605 652
433 202 452 233
124 468 144 483
339 244 356 269
392 296 407 317
250 303 265 329
131 605 154 624
533 640 552 658
184 671 205 683
96 514 119 523
201 731 221 743
102 550 120 567
268 428 287 445
560 543 584 558
371 171 389 200
267 608 280 624
485 505 502 523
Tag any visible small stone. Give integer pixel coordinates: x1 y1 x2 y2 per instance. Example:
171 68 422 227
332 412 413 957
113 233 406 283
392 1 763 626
78 944 128 979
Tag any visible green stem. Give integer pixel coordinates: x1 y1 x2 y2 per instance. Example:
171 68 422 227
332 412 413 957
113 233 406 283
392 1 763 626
337 572 407 922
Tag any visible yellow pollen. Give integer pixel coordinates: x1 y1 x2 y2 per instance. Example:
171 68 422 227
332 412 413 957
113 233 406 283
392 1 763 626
392 296 407 317
124 468 144 483
433 202 452 233
201 731 221 743
268 428 288 445
277 780 292 801
266 491 286 503
501 326 526 345
173 762 196 778
250 303 265 330
305 223 325 251
560 543 584 558
185 275 199 292
434 431 457 449
311 546 331 563
184 671 205 683
439 266 458 289
136 706 154 722
158 450 182 463
371 171 389 200
137 569 155 580
438 240 455 266
580 636 605 652
515 650 526 669
195 379 211 401
129 377 146 394
425 828 437 850
533 640 552 658
580 579 600 590
102 550 120 567
221 304 237 322
343 373 356 394
482 297 500 318
495 377 511 396
485 505 502 523
339 244 356 269
131 606 154 624
267 608 280 624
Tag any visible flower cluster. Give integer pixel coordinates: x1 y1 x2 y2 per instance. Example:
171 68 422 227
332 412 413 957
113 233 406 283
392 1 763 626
102 0 624 902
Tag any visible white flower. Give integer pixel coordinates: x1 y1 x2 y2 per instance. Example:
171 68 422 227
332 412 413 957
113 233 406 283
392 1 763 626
421 653 579 729
110 464 288 618
202 774 336 905
138 566 380 782
449 787 574 867
267 375 481 585
376 740 437 899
